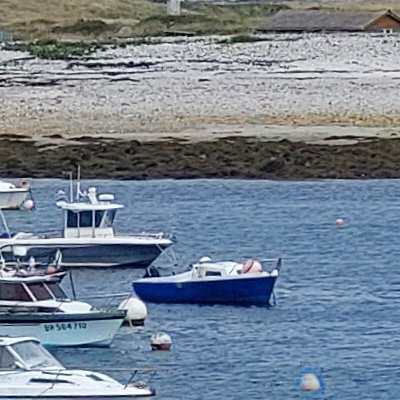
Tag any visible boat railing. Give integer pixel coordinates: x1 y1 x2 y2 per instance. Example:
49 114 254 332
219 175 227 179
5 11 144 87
75 291 132 311
116 231 176 241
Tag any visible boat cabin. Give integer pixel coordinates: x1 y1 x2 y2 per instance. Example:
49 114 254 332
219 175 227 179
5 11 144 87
0 276 67 304
0 337 62 371
192 261 243 278
56 187 124 239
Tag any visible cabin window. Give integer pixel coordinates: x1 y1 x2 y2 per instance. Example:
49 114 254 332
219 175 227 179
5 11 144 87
0 348 16 369
26 283 52 301
67 210 112 228
45 282 67 299
79 211 93 228
205 271 222 276
67 211 78 228
66 210 93 228
103 210 116 227
0 283 31 301
95 210 105 227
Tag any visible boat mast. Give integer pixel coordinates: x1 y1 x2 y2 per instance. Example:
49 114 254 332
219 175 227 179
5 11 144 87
69 171 74 202
76 164 81 201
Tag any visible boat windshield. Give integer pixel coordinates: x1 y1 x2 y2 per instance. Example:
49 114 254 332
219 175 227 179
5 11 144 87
24 282 68 301
0 283 32 301
67 210 116 228
26 283 53 301
11 341 62 370
0 347 17 369
46 282 68 299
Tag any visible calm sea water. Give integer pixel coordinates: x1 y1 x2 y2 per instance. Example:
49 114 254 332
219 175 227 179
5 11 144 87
3 178 400 399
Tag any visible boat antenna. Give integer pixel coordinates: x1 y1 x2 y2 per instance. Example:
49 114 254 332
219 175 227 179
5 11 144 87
69 171 74 202
76 164 81 201
0 209 11 238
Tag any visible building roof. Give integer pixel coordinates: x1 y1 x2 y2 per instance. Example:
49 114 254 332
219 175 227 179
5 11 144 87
257 9 400 32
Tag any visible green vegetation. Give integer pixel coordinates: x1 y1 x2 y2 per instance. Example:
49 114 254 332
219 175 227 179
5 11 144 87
6 39 105 59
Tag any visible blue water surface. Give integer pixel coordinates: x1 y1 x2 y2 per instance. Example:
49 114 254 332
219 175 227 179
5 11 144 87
3 178 400 399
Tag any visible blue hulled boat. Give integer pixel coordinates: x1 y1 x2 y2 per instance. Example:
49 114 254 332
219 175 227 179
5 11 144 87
133 257 281 306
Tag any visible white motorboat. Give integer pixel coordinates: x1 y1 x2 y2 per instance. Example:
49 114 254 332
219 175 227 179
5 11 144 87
0 172 175 268
0 180 33 210
0 273 126 347
0 336 155 398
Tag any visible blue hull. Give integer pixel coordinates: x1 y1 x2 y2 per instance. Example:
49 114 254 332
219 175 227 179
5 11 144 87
133 276 277 306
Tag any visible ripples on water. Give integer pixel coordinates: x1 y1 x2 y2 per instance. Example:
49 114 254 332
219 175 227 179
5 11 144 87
4 178 400 399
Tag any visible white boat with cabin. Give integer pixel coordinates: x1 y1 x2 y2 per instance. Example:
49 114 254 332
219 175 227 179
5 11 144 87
0 176 175 268
0 273 126 347
0 180 33 210
0 336 155 398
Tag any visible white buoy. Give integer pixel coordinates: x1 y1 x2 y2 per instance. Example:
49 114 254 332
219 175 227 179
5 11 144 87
118 297 148 326
150 332 172 351
22 199 34 210
300 373 321 392
335 218 344 226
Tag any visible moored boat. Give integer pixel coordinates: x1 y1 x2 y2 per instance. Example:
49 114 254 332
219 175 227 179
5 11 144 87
0 336 155 398
0 180 33 210
133 256 282 306
0 171 175 268
0 273 126 347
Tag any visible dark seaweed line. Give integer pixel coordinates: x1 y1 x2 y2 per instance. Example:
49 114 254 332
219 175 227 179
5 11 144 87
1 137 400 180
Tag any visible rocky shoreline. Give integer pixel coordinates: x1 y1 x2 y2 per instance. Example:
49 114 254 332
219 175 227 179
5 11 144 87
3 135 400 180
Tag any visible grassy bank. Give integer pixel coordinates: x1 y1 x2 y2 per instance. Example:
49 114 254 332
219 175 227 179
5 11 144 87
2 0 399 58
0 0 285 41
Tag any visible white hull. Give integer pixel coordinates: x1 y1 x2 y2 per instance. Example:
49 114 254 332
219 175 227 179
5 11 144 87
0 397 148 399
0 316 123 347
0 370 155 398
0 390 153 399
0 191 29 210
0 337 155 398
0 237 172 268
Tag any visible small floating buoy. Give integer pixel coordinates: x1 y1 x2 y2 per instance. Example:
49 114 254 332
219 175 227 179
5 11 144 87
22 199 34 211
150 332 172 351
335 218 345 226
118 297 148 326
300 373 321 392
